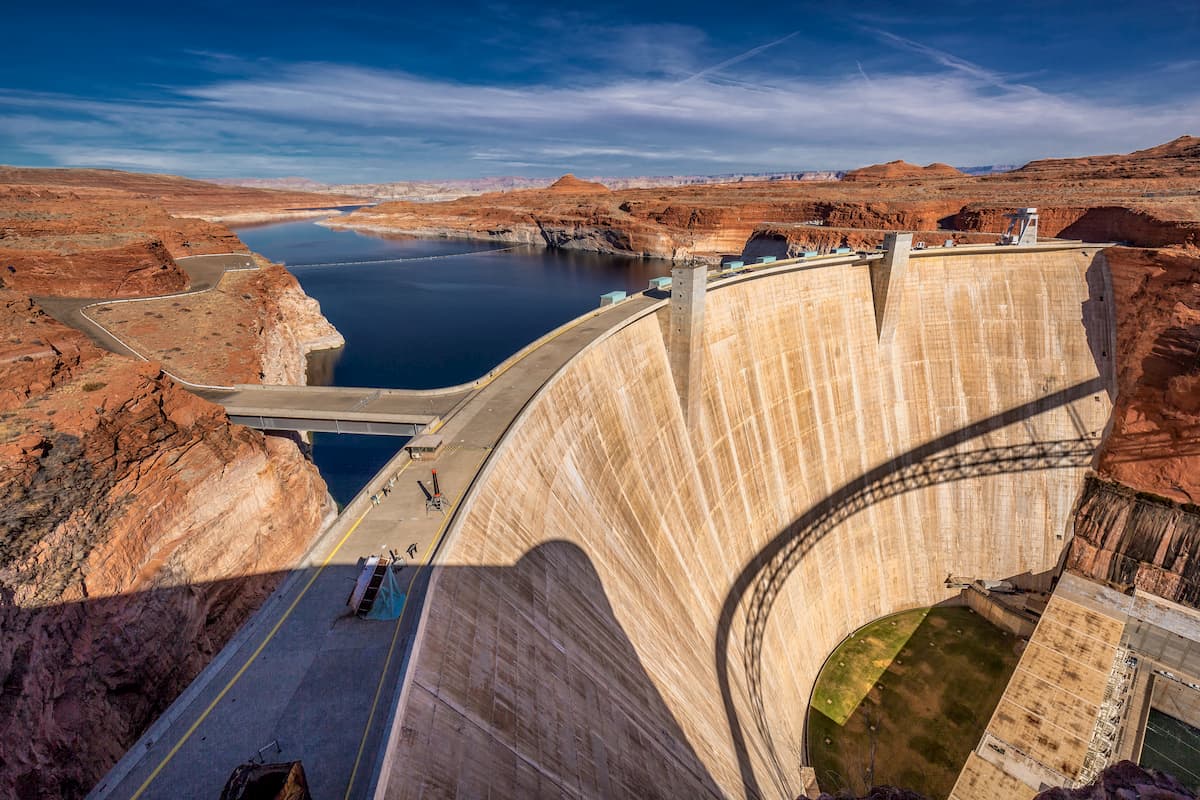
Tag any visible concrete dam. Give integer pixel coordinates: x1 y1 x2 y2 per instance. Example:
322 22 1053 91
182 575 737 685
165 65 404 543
374 244 1115 799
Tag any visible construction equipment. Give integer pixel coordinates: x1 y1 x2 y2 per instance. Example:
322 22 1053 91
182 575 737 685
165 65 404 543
1000 207 1039 245
425 469 448 514
347 552 406 619
220 760 311 800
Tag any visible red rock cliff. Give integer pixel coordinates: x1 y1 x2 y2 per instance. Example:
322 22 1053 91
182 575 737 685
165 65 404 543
1066 246 1200 608
0 184 242 297
0 169 344 799
1096 247 1200 503
0 295 332 798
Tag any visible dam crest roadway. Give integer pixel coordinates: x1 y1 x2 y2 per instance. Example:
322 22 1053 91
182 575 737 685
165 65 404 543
90 238 1118 800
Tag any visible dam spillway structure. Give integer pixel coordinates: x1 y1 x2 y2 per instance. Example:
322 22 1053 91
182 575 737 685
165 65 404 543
376 241 1117 798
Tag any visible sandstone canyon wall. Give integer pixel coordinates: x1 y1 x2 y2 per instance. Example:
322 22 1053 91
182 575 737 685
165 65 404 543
1063 246 1200 605
0 170 346 798
0 184 240 298
1069 477 1200 608
1093 248 1200 504
0 166 365 223
87 257 343 386
0 296 333 797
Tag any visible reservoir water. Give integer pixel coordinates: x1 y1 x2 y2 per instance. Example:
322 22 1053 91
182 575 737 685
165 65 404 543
234 219 669 502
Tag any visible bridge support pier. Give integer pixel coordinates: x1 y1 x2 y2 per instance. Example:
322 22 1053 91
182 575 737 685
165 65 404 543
870 232 913 344
668 263 708 428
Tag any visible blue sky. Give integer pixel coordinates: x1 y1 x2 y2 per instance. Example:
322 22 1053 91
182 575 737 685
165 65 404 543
2 1 1198 182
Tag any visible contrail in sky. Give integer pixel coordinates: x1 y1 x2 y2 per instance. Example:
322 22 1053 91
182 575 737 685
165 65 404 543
677 30 802 85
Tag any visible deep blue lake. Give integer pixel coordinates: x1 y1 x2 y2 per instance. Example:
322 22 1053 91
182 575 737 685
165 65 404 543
235 219 669 502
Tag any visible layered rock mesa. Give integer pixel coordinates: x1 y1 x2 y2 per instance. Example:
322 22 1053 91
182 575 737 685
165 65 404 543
0 169 345 798
217 170 845 202
0 168 344 383
0 183 237 297
0 165 366 224
328 136 1200 261
379 246 1113 799
840 160 964 182
0 168 362 298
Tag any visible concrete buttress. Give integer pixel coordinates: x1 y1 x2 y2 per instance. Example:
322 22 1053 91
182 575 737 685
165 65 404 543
668 263 708 426
870 232 913 343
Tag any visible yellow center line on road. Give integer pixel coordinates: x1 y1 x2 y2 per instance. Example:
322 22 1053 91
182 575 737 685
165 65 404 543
130 459 414 800
342 448 491 800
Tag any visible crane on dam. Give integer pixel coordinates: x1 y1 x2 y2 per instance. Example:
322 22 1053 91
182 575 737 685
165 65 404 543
1000 207 1039 245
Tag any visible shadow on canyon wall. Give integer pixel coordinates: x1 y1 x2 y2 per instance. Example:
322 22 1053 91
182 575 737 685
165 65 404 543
0 568 295 799
1057 208 1196 249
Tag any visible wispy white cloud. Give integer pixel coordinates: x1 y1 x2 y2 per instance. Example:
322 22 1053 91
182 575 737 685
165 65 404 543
1 48 1198 181
870 30 1014 88
1160 58 1200 73
676 30 802 85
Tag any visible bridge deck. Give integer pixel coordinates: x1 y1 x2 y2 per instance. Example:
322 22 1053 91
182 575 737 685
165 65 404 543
197 384 473 435
196 384 468 421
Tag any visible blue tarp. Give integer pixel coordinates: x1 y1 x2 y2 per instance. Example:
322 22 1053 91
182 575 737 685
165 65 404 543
364 567 407 620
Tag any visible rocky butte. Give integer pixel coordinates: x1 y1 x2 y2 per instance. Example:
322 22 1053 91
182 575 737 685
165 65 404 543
328 136 1200 260
0 170 351 797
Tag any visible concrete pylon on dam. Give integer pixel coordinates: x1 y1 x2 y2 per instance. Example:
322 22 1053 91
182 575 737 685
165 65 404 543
377 244 1115 800
668 262 708 426
870 231 912 342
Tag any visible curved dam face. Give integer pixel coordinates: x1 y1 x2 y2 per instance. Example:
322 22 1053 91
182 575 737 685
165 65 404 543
384 248 1114 799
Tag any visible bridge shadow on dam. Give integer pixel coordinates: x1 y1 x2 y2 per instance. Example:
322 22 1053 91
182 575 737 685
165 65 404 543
5 546 726 800
715 376 1109 800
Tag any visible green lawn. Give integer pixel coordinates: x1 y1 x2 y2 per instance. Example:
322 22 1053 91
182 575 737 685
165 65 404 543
807 607 1020 799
